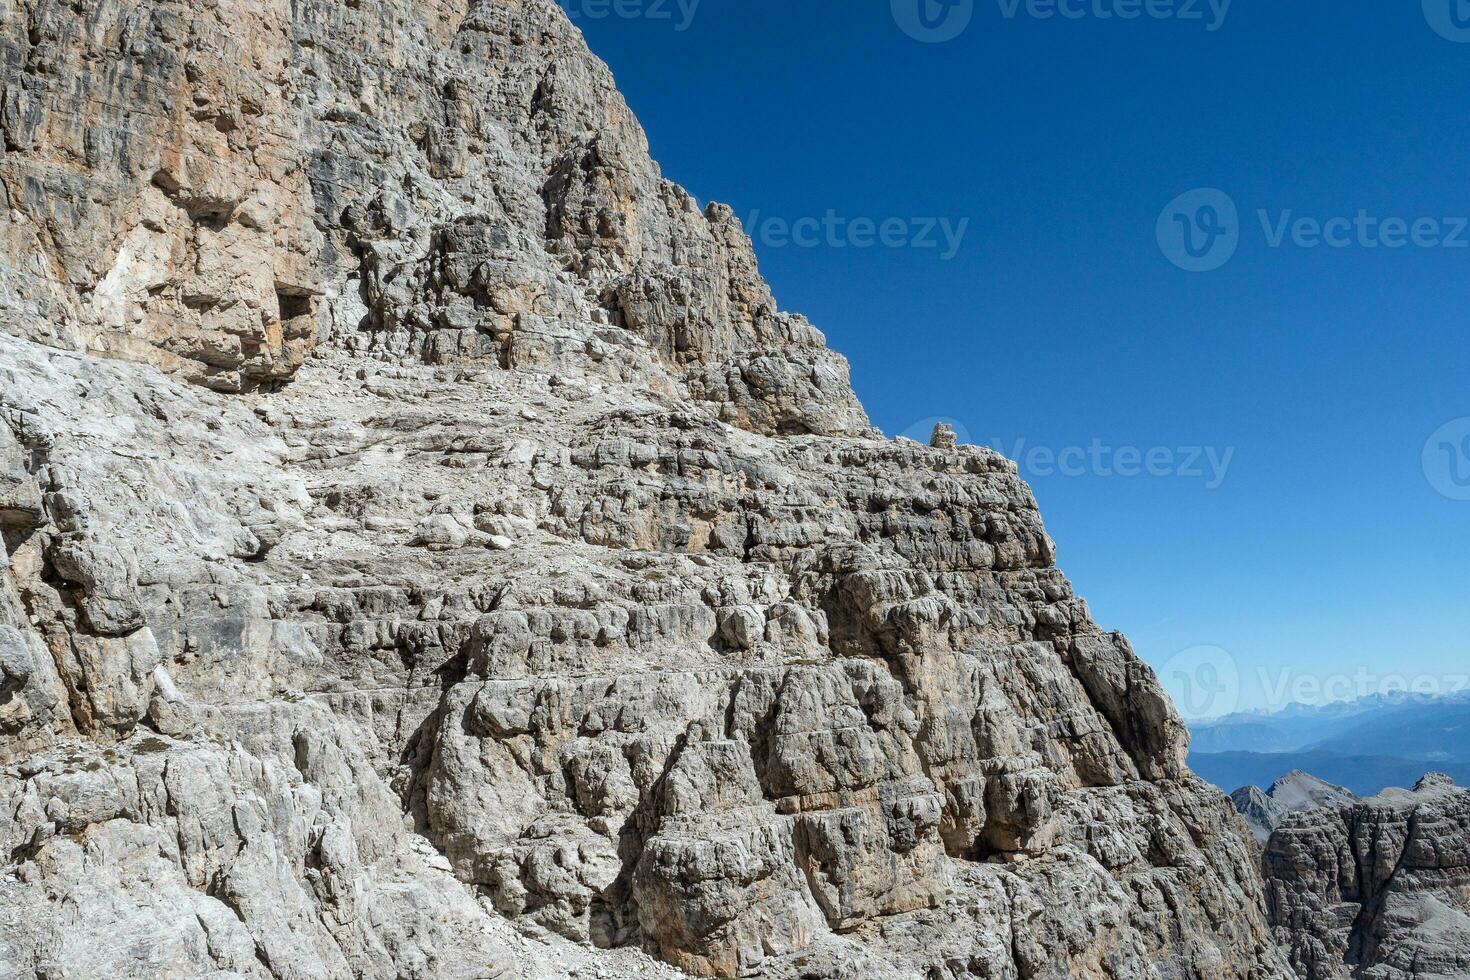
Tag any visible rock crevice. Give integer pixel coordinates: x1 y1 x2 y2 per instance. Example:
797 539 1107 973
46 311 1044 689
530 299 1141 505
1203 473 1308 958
1263 774 1470 980
0 2 1293 977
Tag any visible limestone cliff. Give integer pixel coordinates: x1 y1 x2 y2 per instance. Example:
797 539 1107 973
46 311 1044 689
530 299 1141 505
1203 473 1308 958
1264 774 1470 980
0 2 1292 977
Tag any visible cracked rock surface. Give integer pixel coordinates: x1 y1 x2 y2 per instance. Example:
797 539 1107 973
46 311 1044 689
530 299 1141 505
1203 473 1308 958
1 1 1294 977
1264 774 1470 980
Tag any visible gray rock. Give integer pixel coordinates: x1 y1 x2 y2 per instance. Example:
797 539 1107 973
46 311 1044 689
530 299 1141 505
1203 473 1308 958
1231 770 1359 844
1264 773 1470 980
0 422 43 535
930 423 958 450
0 1 1297 978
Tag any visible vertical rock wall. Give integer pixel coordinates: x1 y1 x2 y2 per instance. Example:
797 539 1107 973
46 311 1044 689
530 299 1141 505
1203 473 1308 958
0 2 1295 978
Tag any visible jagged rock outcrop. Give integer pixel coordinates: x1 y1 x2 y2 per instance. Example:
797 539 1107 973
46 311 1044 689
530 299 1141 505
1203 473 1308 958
1232 771 1359 844
1263 773 1470 980
1 1 1295 978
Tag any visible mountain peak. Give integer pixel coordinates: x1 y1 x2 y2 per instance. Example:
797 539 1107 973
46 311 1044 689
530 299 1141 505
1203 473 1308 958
1229 770 1359 844
1265 774 1470 980
0 1 1288 977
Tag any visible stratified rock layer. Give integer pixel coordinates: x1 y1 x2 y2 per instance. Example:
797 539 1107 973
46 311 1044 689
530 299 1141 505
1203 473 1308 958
1 1 1293 977
1264 774 1470 980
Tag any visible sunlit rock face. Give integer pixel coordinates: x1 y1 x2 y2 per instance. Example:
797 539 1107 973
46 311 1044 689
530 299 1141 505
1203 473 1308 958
0 1 1294 977
1264 774 1470 980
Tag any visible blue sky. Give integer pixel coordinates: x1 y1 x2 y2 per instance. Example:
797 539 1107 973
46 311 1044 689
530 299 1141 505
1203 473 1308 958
563 0 1470 717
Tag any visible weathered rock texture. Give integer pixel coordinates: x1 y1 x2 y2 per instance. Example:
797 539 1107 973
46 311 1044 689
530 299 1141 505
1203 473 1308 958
1232 771 1359 845
1264 774 1470 980
0 1 1294 977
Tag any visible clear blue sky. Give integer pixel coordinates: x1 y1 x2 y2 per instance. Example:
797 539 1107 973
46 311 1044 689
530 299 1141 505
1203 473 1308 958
564 0 1470 717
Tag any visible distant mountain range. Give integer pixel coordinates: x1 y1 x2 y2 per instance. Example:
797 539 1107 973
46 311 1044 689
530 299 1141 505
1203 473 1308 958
1187 690 1470 796
1193 751 1470 798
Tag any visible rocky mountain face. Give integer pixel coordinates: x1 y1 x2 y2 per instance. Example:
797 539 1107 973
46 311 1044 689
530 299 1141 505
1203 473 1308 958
1230 772 1358 845
0 1 1294 978
1263 774 1470 980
